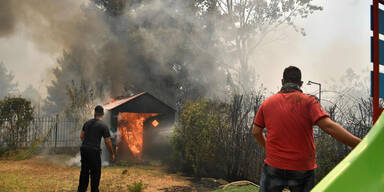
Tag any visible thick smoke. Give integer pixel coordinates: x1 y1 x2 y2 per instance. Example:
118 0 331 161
37 0 227 114
1 0 322 114
0 0 14 37
0 0 92 53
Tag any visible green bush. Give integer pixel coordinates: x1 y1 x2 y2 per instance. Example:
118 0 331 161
127 180 145 192
0 97 34 150
170 94 265 181
315 133 346 181
170 100 229 177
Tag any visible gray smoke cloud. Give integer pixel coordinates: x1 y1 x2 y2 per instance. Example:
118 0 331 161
0 0 181 108
0 0 92 53
39 0 228 113
0 0 15 37
0 0 327 113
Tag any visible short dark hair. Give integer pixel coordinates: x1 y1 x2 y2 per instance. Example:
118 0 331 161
283 66 302 84
95 105 104 116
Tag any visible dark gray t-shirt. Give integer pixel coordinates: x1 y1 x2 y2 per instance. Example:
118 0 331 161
81 118 111 150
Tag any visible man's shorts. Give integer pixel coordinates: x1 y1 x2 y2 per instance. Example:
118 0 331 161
259 163 315 192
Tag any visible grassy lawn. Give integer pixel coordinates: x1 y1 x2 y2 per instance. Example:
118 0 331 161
0 155 193 192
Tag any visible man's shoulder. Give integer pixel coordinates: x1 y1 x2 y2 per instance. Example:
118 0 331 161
258 93 279 109
84 119 107 127
263 91 314 104
95 120 108 128
302 93 319 104
263 92 286 102
84 119 95 125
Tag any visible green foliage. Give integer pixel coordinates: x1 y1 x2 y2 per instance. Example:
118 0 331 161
314 95 372 181
171 91 371 185
127 180 146 192
0 97 34 149
171 99 229 177
170 93 265 181
13 137 43 161
0 147 17 158
315 132 347 182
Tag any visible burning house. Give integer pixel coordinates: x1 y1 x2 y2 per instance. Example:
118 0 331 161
103 92 175 162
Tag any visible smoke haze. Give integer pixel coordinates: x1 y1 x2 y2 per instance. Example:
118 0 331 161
0 0 90 53
0 0 371 106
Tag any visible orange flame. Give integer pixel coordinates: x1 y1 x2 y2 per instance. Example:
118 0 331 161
152 120 159 127
117 113 158 160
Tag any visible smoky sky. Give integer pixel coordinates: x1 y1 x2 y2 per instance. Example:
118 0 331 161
0 0 89 52
0 0 371 100
0 0 15 37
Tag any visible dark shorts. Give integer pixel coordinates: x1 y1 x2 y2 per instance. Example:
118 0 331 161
259 163 315 192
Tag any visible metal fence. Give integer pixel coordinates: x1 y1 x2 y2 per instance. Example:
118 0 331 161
0 115 81 148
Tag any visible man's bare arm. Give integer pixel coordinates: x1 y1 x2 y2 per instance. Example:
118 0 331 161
104 137 115 161
252 124 266 148
316 117 361 148
80 130 85 141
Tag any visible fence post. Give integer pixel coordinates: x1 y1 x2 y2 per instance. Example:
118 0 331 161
54 114 58 149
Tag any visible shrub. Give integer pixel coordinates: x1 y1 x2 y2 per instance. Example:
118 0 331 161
127 180 145 192
170 100 229 177
0 97 34 150
170 93 265 180
171 91 372 185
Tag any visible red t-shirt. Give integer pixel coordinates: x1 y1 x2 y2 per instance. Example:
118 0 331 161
254 90 329 171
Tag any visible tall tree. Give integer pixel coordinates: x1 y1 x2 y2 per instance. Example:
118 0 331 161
44 50 105 114
195 0 322 91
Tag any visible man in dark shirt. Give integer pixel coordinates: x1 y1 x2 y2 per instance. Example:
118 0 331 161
78 105 115 192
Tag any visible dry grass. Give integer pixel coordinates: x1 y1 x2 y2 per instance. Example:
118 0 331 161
0 155 194 192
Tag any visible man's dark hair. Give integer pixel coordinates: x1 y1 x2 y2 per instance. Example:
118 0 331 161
95 105 104 116
283 66 302 84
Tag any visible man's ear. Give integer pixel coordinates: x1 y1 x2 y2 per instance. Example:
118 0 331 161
281 79 285 86
299 81 303 87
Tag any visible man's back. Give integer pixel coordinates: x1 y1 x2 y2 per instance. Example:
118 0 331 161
253 66 361 192
254 90 328 170
82 119 110 150
78 105 115 192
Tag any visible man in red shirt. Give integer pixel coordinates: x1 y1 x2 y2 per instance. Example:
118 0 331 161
253 66 361 192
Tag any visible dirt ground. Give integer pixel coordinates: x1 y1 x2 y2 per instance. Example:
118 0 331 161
0 155 221 192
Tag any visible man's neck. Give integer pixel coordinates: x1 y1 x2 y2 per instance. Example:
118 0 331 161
280 83 302 92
